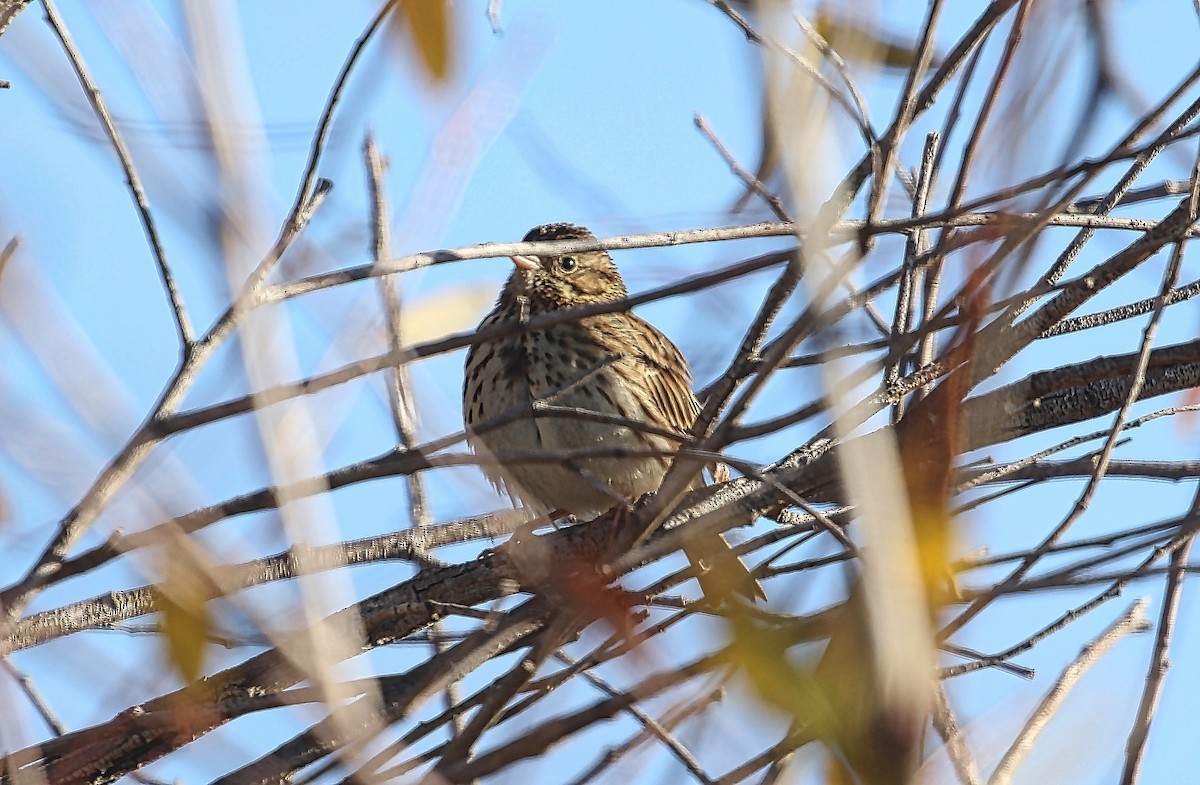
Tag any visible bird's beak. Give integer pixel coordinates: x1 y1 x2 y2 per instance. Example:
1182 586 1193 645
511 254 541 271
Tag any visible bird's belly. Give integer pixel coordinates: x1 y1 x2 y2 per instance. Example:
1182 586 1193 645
523 362 667 520
475 341 668 518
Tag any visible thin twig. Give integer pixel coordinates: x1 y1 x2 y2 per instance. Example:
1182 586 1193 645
0 0 388 619
40 0 192 348
1119 515 1198 783
987 599 1150 785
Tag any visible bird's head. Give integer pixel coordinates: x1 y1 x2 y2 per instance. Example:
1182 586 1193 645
502 223 628 310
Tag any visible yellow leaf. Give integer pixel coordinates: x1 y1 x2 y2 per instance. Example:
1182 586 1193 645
159 566 211 682
815 11 933 71
393 0 454 85
396 285 494 345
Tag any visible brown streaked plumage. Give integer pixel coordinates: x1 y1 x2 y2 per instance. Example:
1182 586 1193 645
463 223 764 602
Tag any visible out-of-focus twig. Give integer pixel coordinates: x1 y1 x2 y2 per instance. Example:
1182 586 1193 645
988 599 1150 785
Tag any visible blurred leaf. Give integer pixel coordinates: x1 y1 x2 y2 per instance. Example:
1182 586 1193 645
815 11 932 71
158 563 210 683
725 610 835 732
399 285 493 345
392 0 454 85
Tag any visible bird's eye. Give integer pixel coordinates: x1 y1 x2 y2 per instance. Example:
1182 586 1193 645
559 256 578 273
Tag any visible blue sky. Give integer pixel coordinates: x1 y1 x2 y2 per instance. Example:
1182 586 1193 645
2 1 1199 783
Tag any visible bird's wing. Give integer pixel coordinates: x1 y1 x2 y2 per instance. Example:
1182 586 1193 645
623 313 702 436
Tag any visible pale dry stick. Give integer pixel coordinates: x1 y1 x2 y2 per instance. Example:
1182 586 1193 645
772 34 876 154
858 210 1200 240
1005 524 1186 594
703 0 760 43
1004 65 1200 321
435 614 581 778
810 0 1023 235
39 0 192 348
363 135 431 531
363 132 463 738
172 247 795 439
266 222 797 302
693 113 891 339
986 564 1200 594
792 12 876 151
1045 276 1200 336
955 402 1200 496
938 61 1200 223
890 131 940 418
1022 524 1192 595
944 161 1199 638
213 598 557 785
987 599 1151 785
961 457 1200 510
0 0 394 617
440 656 717 784
0 236 17 279
565 685 723 785
1119 527 1197 784
694 113 789 220
1 482 520 649
1 655 65 735
194 1 390 768
924 0 1033 295
952 512 1178 574
551 650 722 785
1069 179 1195 213
930 683 983 785
485 0 502 34
798 261 1200 358
861 0 943 253
265 213 1200 308
942 518 1200 679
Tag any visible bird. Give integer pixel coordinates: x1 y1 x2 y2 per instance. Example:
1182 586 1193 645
463 222 765 603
